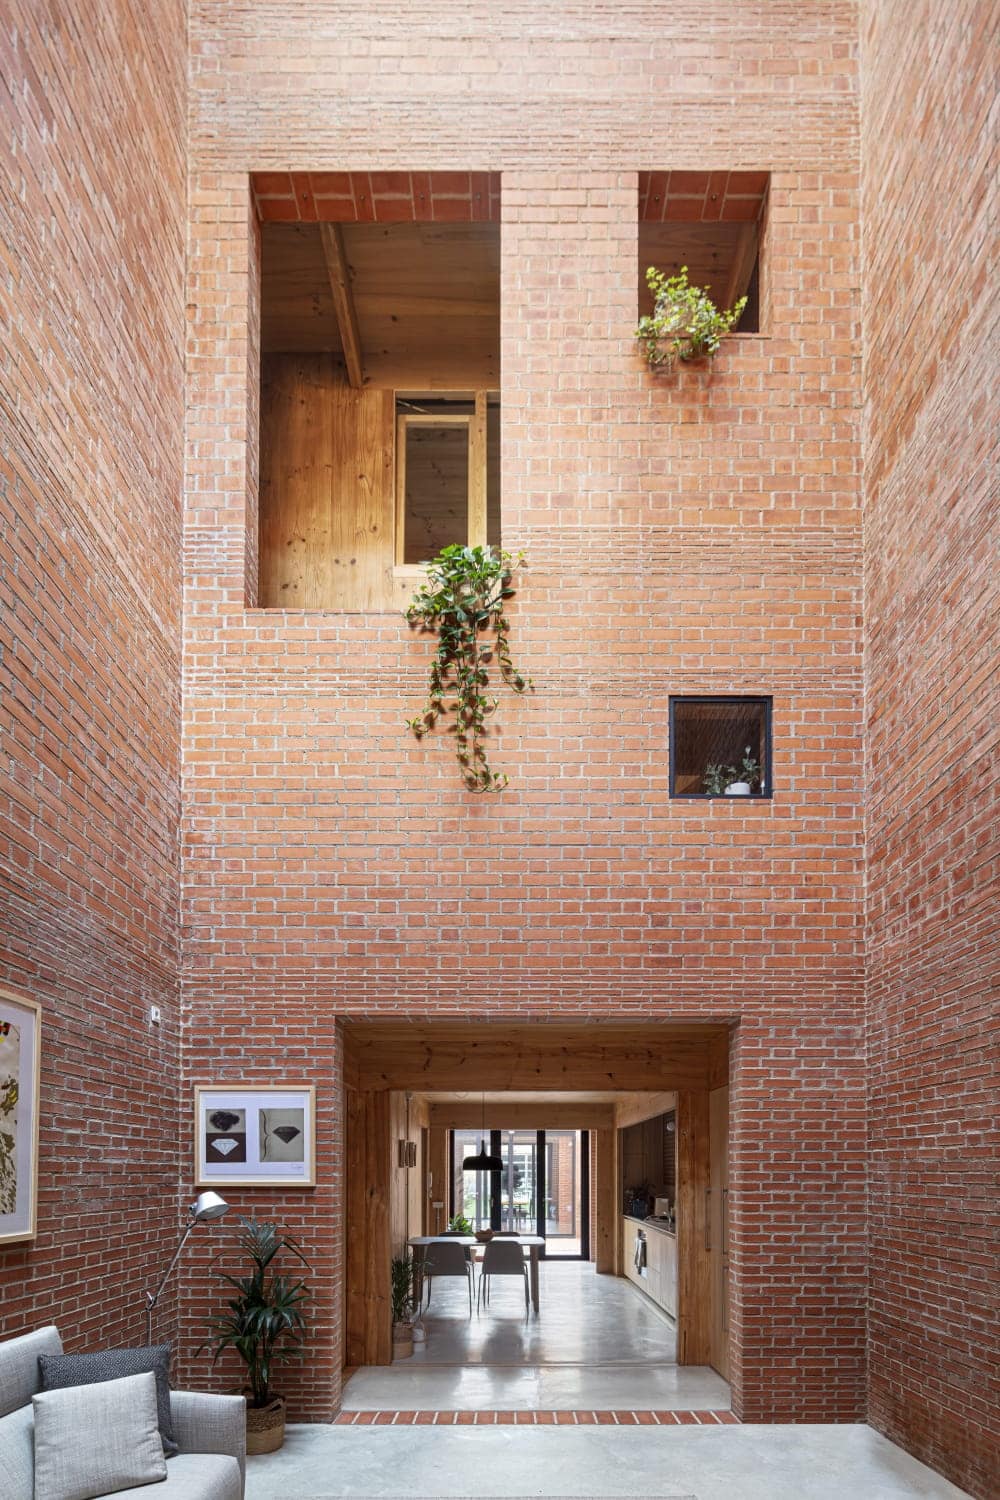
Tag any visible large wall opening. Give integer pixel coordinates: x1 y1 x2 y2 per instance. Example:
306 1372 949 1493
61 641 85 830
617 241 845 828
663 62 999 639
340 1020 732 1413
252 171 501 611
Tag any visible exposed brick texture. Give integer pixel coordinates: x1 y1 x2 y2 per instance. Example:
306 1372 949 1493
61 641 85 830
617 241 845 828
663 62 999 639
180 3 867 1428
860 2 1000 1495
0 2 186 1347
1 6 992 1495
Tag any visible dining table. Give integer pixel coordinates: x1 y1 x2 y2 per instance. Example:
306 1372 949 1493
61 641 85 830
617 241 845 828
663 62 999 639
407 1233 545 1312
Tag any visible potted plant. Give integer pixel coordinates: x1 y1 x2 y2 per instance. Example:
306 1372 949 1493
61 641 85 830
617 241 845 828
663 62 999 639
406 544 532 792
391 1254 417 1359
200 1215 310 1455
445 1213 473 1235
702 746 763 797
636 265 747 368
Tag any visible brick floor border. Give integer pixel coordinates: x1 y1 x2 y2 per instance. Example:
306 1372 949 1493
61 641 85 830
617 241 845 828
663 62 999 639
334 1410 739 1425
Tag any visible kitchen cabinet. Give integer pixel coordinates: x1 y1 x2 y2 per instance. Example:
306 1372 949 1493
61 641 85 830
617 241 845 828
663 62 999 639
621 1215 676 1319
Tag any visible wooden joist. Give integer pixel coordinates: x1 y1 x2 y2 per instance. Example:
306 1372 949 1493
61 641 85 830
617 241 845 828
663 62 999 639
319 222 364 387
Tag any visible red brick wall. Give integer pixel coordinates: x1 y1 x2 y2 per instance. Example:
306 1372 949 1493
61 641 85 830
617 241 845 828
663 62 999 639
180 4 866 1424
0 2 186 1347
861 2 999 1494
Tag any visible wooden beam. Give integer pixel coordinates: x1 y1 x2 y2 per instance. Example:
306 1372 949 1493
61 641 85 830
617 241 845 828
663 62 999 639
676 1090 712 1366
468 391 487 545
594 1128 618 1274
319 222 364 388
615 1090 677 1130
723 221 758 315
427 1101 614 1131
343 1023 726 1093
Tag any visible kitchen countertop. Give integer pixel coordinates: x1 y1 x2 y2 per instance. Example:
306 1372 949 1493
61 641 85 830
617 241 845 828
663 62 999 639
623 1213 676 1236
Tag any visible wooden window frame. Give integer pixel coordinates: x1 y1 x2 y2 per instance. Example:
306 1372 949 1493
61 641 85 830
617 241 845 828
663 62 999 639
394 391 488 570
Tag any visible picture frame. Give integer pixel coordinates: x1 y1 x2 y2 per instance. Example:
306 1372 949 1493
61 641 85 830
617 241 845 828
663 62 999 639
194 1085 316 1188
0 987 42 1244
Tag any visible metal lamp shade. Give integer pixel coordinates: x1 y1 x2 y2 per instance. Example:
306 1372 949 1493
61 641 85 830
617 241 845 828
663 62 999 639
190 1191 229 1222
462 1140 503 1172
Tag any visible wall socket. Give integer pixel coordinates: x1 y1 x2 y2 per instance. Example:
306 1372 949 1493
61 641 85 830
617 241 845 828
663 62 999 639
150 1006 161 1025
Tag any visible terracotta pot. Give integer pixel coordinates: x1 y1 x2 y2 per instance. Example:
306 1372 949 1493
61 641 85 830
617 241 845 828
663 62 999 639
245 1395 285 1455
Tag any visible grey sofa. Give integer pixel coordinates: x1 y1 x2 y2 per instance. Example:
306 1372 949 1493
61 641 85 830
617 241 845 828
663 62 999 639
0 1326 245 1500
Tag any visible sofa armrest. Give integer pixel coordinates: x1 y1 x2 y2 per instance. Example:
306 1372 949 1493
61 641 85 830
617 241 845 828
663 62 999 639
170 1391 246 1496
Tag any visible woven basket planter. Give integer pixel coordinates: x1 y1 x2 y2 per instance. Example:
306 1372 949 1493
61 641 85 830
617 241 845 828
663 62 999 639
245 1395 286 1455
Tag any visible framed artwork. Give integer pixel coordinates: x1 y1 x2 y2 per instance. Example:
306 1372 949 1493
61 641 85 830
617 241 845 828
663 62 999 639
0 988 42 1244
194 1086 316 1188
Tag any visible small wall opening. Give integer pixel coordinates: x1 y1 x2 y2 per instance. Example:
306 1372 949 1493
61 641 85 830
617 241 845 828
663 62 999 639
638 171 769 335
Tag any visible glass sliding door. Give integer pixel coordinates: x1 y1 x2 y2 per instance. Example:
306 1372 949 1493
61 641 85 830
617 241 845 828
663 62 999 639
496 1130 539 1233
541 1130 588 1258
451 1129 493 1229
450 1128 590 1258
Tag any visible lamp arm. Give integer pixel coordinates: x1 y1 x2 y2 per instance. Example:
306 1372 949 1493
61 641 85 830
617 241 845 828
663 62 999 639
144 1220 196 1344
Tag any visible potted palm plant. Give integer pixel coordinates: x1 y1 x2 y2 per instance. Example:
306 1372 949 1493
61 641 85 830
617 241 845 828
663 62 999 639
200 1215 310 1455
391 1254 417 1360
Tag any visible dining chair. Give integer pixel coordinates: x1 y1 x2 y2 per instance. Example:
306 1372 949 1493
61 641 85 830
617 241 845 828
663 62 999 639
477 1237 529 1312
423 1238 475 1316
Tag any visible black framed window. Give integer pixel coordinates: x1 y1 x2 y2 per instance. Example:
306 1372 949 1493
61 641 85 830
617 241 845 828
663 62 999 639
669 695 772 799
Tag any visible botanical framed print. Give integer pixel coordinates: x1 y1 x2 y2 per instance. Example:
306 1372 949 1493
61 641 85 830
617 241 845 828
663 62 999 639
195 1086 316 1188
0 988 42 1244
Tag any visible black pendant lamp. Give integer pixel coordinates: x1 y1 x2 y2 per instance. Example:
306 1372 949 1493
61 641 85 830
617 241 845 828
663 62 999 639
462 1094 503 1173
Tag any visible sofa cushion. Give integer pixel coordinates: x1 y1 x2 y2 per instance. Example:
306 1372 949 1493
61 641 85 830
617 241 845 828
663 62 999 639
0 1324 62 1417
112 1453 242 1500
33 1370 167 1500
39 1344 178 1456
0 1402 34 1500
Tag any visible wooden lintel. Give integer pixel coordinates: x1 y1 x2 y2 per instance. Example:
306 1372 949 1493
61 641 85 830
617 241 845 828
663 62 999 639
615 1090 677 1130
427 1101 615 1131
344 1024 724 1094
319 222 364 388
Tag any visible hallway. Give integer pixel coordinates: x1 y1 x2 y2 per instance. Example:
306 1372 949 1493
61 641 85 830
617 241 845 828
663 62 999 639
343 1260 730 1412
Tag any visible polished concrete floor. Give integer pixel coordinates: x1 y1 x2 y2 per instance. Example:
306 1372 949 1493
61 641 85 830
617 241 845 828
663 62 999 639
343 1262 730 1411
244 1422 972 1499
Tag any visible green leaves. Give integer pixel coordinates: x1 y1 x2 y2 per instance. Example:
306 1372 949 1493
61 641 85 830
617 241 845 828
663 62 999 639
636 265 747 369
405 544 532 793
198 1214 311 1408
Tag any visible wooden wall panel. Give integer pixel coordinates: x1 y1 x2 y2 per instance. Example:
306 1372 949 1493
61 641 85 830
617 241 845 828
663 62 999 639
427 1101 614 1130
344 1087 391 1366
709 1084 730 1379
594 1127 618 1273
259 356 394 608
676 1089 712 1366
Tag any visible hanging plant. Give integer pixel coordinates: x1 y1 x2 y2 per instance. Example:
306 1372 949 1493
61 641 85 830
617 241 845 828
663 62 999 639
405 544 532 792
636 265 747 368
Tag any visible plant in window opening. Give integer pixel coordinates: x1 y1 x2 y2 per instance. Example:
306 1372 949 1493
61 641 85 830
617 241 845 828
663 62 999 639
405 544 532 792
636 265 747 368
702 746 762 797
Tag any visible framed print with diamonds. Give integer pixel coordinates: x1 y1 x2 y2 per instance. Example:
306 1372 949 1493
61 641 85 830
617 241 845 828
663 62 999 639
194 1086 316 1188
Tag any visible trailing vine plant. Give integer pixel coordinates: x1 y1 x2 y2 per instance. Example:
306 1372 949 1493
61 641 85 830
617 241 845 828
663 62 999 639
636 265 747 368
405 544 532 793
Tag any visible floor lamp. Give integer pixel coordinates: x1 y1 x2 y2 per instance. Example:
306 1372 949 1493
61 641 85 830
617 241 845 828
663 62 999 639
144 1191 229 1344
